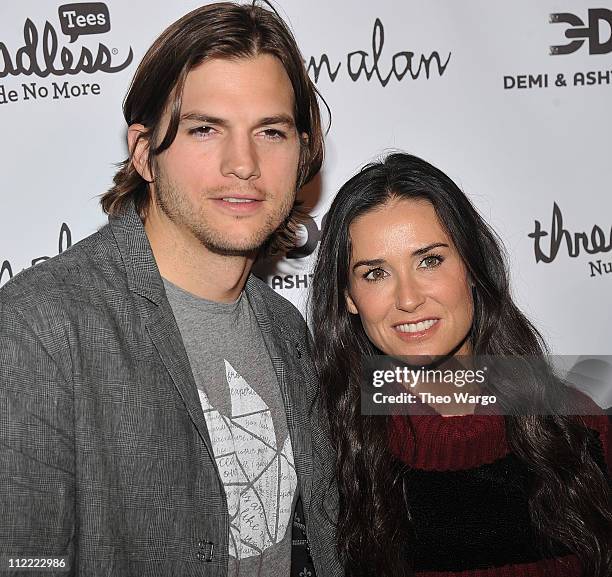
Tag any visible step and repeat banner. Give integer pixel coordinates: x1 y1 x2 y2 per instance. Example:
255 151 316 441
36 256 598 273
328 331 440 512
1 1 611 359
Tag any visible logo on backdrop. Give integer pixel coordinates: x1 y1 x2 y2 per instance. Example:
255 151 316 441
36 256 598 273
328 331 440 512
0 223 73 287
528 203 611 279
257 212 327 291
0 3 133 105
306 18 451 87
58 3 111 43
550 9 612 55
503 8 612 91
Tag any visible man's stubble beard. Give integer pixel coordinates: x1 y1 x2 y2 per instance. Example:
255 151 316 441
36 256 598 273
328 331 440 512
154 169 296 257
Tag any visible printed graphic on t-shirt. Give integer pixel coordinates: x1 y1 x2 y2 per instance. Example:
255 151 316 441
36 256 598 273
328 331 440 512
198 360 297 559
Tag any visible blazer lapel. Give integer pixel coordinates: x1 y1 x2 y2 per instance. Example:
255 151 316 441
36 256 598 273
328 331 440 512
146 301 216 457
245 276 314 507
109 204 216 458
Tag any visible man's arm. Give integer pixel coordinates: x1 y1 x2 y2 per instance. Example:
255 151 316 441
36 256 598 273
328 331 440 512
0 299 75 573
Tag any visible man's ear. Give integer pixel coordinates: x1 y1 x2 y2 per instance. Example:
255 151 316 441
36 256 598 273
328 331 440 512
127 124 154 182
345 290 359 315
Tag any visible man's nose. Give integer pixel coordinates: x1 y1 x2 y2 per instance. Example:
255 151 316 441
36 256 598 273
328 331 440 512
220 133 261 180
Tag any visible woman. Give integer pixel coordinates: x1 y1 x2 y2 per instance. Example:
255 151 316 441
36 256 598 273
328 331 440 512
310 153 611 577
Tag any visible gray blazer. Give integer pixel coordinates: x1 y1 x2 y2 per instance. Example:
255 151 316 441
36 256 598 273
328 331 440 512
0 204 341 577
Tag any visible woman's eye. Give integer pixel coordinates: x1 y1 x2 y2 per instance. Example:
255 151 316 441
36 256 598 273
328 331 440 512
363 268 388 282
418 255 443 269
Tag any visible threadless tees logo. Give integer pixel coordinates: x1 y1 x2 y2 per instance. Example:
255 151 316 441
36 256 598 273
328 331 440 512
0 223 73 287
0 3 132 104
549 9 612 55
58 3 110 43
528 203 612 279
0 2 132 79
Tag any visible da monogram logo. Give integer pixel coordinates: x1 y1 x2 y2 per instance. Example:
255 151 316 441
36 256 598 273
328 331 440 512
549 9 612 55
504 9 612 90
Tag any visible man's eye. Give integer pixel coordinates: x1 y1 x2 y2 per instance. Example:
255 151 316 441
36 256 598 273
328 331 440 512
418 255 443 269
260 129 286 140
363 268 388 282
189 126 215 138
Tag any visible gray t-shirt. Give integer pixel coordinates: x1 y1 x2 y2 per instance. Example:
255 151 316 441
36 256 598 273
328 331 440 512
164 279 297 577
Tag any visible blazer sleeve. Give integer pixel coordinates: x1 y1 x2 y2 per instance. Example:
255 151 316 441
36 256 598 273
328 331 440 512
0 300 76 573
302 327 344 577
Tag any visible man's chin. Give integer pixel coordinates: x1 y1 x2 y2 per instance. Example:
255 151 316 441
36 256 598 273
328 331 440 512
199 233 270 258
193 219 285 258
205 243 260 258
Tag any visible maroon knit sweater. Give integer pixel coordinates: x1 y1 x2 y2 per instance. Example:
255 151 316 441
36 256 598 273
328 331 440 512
389 411 610 577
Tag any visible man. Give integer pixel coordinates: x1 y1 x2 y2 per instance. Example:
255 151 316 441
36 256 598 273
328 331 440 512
0 3 340 576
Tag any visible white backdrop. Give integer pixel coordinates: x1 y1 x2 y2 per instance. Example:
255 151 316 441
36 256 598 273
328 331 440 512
1 1 611 355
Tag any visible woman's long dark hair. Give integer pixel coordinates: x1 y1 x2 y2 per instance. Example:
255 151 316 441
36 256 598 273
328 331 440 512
310 153 612 577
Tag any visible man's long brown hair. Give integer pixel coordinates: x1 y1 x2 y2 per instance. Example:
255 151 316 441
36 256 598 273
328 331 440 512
100 2 324 255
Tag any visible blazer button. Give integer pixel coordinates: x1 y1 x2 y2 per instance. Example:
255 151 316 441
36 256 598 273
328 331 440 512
197 540 215 562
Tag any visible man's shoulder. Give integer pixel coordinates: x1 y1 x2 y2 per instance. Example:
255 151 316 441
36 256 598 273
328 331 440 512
0 224 122 309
